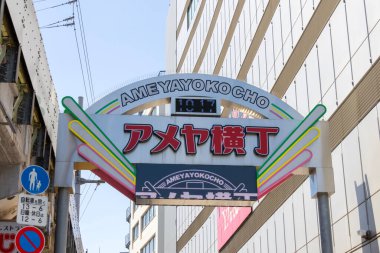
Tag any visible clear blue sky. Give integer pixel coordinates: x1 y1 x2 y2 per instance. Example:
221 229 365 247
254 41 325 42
35 0 169 252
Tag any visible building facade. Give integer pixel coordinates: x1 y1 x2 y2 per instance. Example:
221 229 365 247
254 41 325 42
165 0 380 252
0 0 82 252
127 203 176 253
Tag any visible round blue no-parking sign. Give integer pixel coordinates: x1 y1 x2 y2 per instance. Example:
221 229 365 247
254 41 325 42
15 226 45 253
20 165 50 195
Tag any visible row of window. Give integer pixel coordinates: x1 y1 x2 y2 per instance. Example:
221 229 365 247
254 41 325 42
132 206 156 242
142 205 155 229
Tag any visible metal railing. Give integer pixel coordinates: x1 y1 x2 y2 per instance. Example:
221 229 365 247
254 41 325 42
125 233 130 249
126 206 131 222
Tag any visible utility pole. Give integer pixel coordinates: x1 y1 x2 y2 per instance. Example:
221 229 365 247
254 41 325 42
317 192 333 253
74 96 84 215
55 184 70 253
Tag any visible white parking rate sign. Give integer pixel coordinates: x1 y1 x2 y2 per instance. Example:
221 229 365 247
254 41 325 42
17 193 48 227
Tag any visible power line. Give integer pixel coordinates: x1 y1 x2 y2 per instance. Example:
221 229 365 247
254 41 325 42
41 16 74 27
37 0 77 12
72 3 90 107
80 184 99 221
34 0 55 3
40 22 74 29
80 173 95 203
75 0 95 102
34 0 53 3
37 0 94 105
40 16 74 29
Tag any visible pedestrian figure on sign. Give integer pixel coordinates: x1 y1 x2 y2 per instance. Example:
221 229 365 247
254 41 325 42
29 168 38 191
36 180 41 191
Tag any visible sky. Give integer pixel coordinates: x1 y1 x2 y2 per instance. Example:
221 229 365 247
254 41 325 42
34 0 169 252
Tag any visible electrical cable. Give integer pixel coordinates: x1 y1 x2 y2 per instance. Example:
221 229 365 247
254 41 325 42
40 22 74 29
80 173 95 203
40 16 74 28
76 0 95 102
34 0 54 3
72 3 90 107
38 0 94 104
37 0 77 12
80 184 99 221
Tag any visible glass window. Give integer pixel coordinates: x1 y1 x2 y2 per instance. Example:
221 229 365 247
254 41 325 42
345 0 368 53
274 208 286 250
295 66 310 116
316 27 335 96
132 223 139 242
141 236 155 253
303 181 319 241
358 107 380 196
333 216 351 252
342 128 366 212
369 20 380 63
304 48 322 108
142 207 156 230
330 145 348 223
293 187 306 250
283 198 296 253
351 41 371 85
365 0 380 31
133 202 140 212
329 2 351 75
187 0 200 30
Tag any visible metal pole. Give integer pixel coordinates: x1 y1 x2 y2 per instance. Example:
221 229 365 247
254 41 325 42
55 187 70 253
317 192 333 253
75 96 84 215
55 96 84 252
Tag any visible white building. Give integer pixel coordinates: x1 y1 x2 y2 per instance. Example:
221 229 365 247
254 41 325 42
127 203 176 253
164 0 380 252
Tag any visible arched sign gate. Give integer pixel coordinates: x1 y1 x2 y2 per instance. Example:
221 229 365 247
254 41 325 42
54 74 334 252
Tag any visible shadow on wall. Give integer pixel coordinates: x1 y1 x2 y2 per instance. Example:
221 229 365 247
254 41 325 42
355 175 379 252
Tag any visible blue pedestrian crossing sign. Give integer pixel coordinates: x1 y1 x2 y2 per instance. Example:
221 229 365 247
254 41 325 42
20 165 50 195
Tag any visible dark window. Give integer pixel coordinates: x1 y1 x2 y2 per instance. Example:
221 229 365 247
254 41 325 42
142 207 155 230
132 223 139 242
187 0 200 30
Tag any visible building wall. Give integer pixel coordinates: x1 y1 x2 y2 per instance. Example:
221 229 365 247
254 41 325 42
169 0 380 252
0 0 82 252
130 204 176 253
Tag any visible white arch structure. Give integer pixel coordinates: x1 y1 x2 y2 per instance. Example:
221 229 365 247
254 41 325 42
55 74 333 205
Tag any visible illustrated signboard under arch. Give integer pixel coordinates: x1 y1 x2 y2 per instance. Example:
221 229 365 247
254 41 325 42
54 74 333 206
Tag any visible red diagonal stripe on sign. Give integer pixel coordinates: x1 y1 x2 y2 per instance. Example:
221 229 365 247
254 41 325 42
22 232 38 250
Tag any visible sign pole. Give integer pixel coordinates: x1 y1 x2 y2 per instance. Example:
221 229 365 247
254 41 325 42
54 187 70 253
75 96 84 215
317 192 333 253
55 97 83 252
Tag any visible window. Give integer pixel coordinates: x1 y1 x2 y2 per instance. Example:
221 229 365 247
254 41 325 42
132 202 140 212
142 207 155 229
132 223 139 241
141 236 155 253
187 0 200 30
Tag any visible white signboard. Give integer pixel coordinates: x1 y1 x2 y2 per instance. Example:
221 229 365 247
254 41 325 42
54 74 333 202
17 193 48 227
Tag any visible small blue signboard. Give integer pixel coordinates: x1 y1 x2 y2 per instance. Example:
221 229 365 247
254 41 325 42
135 164 257 206
15 226 45 253
20 165 50 195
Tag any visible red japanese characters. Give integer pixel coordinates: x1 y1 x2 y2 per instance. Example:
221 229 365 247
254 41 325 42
123 124 279 156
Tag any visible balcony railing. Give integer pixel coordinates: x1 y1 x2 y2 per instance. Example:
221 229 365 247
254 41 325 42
125 233 130 249
126 206 131 222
